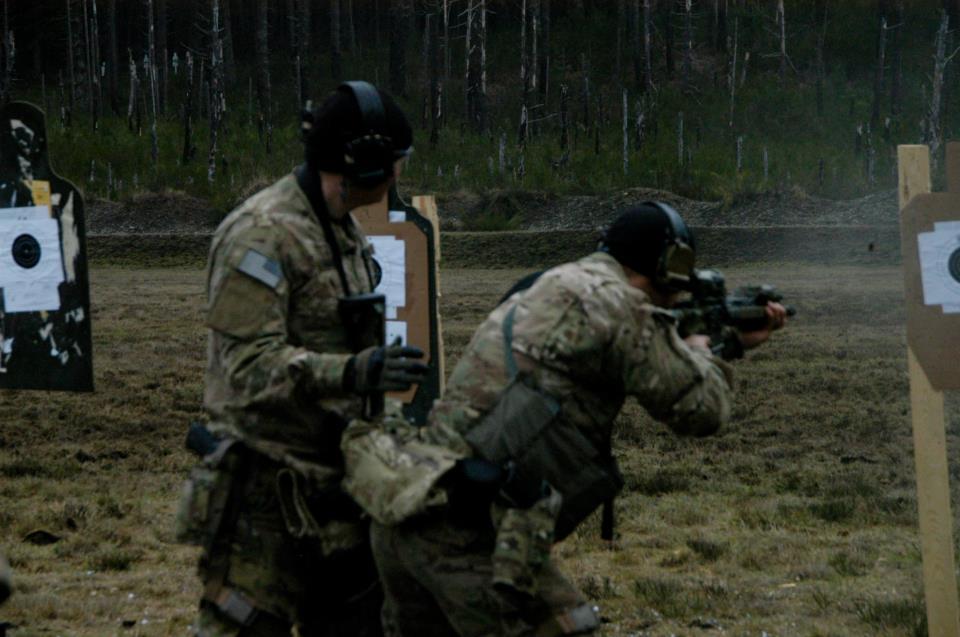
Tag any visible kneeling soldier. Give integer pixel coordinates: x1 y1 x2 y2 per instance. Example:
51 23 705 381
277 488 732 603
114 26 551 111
369 202 787 636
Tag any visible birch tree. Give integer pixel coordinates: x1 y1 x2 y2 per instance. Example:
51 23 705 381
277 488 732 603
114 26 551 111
209 0 226 182
682 0 692 92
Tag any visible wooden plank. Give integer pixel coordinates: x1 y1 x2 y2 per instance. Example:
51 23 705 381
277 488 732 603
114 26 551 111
947 142 960 193
412 195 445 393
898 144 960 637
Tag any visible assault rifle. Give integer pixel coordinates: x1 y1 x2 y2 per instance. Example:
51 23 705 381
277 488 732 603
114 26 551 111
672 269 795 360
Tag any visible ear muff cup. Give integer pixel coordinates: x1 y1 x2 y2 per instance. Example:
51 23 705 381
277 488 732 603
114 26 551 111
338 81 396 189
643 201 696 291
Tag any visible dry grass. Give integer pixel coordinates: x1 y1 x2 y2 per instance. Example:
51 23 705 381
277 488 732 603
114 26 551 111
0 261 951 635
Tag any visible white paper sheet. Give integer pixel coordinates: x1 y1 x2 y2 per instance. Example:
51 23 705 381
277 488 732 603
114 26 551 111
0 205 51 221
386 320 408 346
0 218 65 312
368 235 406 319
389 210 407 223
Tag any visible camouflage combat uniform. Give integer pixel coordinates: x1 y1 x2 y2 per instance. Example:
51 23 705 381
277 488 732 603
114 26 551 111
371 251 734 637
197 168 383 636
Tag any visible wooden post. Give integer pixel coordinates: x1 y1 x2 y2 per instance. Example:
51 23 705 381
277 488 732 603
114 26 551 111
898 144 960 637
410 195 445 393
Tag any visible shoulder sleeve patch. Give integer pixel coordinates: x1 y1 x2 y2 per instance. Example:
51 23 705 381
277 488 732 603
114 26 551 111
237 249 282 289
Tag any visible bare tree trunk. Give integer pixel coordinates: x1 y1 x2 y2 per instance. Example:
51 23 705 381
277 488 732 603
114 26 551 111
209 0 225 182
643 0 653 94
442 0 450 82
661 0 674 78
156 0 167 114
389 0 408 96
682 0 692 92
90 0 102 129
622 88 628 175
531 0 539 93
927 10 950 165
716 0 727 53
559 83 568 150
465 0 486 132
67 0 76 108
429 8 440 147
107 0 119 115
630 0 640 88
520 0 528 101
0 1 12 105
777 0 787 83
728 17 737 127
815 0 826 117
83 0 93 117
299 0 311 101
871 16 887 128
255 0 272 153
126 49 138 133
222 0 235 82
182 51 195 164
330 0 342 81
890 0 903 116
539 0 550 103
616 0 625 84
146 0 159 164
344 0 356 54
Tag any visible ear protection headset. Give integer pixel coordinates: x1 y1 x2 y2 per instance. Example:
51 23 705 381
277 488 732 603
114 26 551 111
338 81 397 189
301 81 409 189
646 201 696 291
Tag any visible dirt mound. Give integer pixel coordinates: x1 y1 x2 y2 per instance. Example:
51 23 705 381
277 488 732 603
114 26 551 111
437 187 899 231
86 186 899 235
87 191 220 234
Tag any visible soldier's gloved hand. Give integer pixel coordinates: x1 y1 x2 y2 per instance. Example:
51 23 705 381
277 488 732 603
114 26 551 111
344 340 429 394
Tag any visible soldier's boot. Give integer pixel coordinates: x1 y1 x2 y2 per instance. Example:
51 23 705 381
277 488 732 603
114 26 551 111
194 605 294 637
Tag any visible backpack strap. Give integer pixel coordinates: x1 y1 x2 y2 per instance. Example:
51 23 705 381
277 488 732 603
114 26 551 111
502 304 520 380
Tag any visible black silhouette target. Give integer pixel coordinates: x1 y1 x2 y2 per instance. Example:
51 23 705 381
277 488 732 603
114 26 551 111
12 233 41 269
949 247 960 285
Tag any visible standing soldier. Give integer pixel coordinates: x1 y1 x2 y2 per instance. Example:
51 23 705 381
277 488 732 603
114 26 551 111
187 82 428 636
368 202 787 636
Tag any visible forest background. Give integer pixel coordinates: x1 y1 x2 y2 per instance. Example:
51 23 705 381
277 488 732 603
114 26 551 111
0 0 957 220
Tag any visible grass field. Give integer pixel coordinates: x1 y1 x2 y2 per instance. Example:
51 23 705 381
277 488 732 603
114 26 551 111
0 259 953 636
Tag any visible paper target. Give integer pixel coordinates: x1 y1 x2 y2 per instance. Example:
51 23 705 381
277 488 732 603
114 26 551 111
918 220 960 313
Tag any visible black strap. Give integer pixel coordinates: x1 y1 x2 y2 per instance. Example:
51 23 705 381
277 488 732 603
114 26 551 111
502 305 519 380
296 165 354 297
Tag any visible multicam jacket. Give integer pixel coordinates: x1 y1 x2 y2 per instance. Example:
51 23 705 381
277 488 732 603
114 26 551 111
426 251 734 455
201 169 377 621
205 170 375 458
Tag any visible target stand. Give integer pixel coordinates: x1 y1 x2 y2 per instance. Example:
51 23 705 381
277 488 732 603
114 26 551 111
898 142 960 636
0 102 93 392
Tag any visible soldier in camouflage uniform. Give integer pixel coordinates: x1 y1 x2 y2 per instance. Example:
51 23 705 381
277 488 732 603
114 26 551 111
369 203 787 636
193 82 428 636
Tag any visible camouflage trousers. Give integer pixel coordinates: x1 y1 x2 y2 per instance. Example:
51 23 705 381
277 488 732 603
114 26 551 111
370 514 598 637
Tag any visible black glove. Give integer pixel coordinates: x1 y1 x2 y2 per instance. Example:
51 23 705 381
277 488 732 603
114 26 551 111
344 341 430 394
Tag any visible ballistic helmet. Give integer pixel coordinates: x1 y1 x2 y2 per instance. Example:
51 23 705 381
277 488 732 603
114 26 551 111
301 81 413 189
599 202 696 291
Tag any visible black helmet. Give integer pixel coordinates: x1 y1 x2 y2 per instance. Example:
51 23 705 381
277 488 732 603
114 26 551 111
599 202 696 291
301 81 413 189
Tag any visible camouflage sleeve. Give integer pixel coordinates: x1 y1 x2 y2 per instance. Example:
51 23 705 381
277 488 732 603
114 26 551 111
621 311 733 436
207 227 352 406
